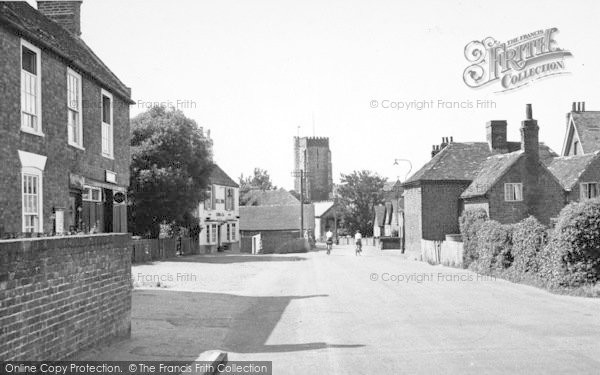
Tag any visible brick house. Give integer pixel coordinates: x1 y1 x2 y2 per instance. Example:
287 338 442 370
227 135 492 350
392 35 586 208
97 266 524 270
402 105 560 252
197 164 240 252
461 105 564 225
402 141 493 252
0 2 133 236
239 204 314 253
548 151 600 203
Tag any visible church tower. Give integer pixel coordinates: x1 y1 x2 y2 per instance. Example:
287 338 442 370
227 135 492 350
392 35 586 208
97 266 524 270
293 136 333 202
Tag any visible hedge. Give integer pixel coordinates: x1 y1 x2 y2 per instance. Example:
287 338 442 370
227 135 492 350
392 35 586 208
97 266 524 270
459 208 488 268
511 216 548 275
473 220 513 272
542 199 600 287
458 200 600 290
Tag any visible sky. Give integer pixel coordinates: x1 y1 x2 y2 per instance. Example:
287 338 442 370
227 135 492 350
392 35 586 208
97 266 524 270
37 0 600 189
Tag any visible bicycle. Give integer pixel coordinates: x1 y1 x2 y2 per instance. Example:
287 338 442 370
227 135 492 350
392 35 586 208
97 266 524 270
355 241 362 256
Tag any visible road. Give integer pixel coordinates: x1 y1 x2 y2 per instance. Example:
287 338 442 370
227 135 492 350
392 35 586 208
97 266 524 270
83 244 600 374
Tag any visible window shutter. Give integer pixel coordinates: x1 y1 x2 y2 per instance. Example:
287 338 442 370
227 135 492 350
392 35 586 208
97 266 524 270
580 184 586 200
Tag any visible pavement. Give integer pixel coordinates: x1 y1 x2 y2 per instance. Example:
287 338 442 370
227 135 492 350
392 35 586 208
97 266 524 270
78 244 600 374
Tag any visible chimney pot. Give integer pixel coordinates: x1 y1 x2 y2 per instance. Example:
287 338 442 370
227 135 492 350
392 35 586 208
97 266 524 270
450 136 453 143
526 104 533 120
582 102 586 112
572 102 577 112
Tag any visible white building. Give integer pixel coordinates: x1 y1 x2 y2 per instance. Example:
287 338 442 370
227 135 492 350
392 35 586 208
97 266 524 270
197 164 240 252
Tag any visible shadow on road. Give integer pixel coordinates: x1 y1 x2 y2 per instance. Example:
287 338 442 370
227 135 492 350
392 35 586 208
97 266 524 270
123 290 364 359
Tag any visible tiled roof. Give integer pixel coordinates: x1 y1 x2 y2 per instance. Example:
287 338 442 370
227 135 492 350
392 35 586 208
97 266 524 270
241 188 298 206
461 151 524 198
404 142 493 185
313 200 335 217
461 144 559 198
572 112 600 154
240 204 315 231
374 205 385 227
209 164 238 187
548 151 600 190
0 2 133 102
538 143 559 165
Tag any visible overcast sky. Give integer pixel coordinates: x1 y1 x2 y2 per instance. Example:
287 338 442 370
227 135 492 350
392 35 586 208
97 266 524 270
47 0 600 189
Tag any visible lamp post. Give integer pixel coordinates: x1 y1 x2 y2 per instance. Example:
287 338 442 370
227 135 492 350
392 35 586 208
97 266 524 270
393 158 412 182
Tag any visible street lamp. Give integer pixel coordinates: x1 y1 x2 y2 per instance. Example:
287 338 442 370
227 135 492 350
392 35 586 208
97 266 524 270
393 158 412 182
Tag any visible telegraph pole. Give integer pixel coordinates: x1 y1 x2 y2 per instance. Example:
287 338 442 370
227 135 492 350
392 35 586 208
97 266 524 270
291 168 313 238
300 169 304 237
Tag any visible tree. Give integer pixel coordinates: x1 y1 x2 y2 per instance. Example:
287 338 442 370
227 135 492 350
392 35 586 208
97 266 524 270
129 106 213 238
238 168 277 204
337 170 387 236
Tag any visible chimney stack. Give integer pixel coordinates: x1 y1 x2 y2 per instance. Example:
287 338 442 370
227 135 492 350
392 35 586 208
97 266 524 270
37 1 83 36
486 120 508 153
521 104 540 216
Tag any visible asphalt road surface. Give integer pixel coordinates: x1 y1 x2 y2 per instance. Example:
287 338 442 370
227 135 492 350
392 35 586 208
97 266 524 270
82 244 600 374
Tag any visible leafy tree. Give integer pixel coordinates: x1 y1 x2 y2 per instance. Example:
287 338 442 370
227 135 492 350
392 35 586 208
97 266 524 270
337 170 387 236
239 168 277 204
129 106 213 238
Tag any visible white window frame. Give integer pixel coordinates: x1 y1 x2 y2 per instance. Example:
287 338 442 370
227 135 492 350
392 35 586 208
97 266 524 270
67 68 84 149
22 169 43 233
205 223 218 244
20 39 43 136
230 223 236 241
211 224 218 244
204 187 213 210
101 89 114 159
504 183 523 202
18 150 46 233
82 185 103 202
580 182 598 200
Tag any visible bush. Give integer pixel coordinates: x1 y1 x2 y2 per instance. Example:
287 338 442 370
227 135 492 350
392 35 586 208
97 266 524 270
473 220 513 272
511 216 548 275
459 208 488 268
542 199 600 287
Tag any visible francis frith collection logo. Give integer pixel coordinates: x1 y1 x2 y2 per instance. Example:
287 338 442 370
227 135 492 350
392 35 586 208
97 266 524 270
463 28 572 92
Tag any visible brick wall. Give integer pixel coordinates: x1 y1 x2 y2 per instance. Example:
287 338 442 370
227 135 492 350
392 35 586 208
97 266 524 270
241 230 302 253
0 24 131 234
488 158 565 225
403 186 422 253
421 182 470 240
0 234 132 360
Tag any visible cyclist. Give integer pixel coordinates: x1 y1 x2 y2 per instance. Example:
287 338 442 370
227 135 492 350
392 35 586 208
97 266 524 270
354 231 363 255
325 229 334 255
